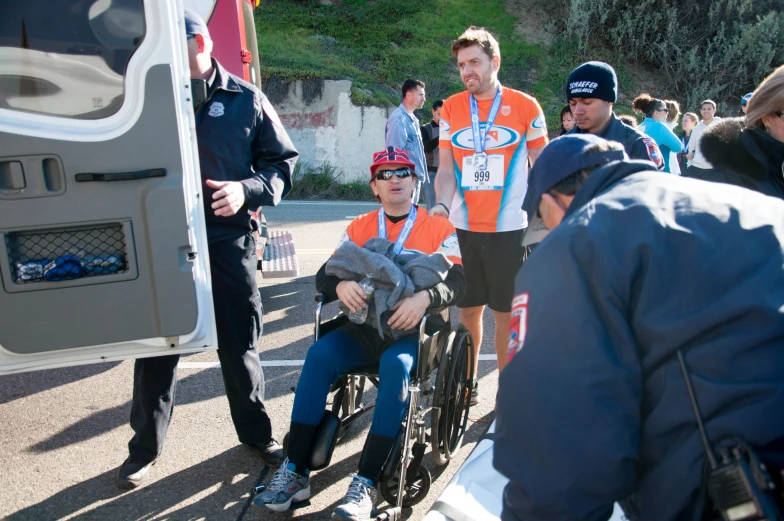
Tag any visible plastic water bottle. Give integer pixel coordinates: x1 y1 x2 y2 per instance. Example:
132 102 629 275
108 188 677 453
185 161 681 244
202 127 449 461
348 276 375 324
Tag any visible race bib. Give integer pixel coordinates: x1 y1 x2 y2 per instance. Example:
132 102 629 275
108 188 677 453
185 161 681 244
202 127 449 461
461 154 504 191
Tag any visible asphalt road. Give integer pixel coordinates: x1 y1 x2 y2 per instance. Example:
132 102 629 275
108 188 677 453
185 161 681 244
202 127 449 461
0 201 501 521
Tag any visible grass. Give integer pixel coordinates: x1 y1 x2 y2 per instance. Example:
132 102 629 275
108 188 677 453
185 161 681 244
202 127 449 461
287 162 376 201
255 0 654 190
255 0 585 132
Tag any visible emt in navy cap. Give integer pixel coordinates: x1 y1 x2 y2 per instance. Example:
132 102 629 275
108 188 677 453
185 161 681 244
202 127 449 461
117 9 298 488
497 134 784 521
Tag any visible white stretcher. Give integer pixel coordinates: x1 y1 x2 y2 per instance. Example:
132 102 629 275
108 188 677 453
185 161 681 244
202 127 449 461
424 421 628 521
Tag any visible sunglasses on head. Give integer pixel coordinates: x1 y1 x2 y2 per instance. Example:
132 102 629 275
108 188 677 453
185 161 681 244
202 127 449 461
374 168 413 181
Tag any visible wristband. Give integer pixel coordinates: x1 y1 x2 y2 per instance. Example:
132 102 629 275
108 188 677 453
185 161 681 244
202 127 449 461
436 202 450 217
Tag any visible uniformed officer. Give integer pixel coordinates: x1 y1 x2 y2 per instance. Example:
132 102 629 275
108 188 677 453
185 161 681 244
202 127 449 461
498 134 784 521
117 10 298 489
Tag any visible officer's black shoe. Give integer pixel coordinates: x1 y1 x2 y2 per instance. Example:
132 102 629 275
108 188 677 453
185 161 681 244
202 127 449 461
248 439 284 467
117 457 156 489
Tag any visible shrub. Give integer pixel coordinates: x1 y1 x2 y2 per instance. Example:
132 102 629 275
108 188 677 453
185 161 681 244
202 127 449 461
561 0 784 111
288 162 376 201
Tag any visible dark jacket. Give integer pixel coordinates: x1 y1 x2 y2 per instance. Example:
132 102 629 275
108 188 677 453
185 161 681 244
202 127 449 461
694 117 784 200
421 121 440 170
569 112 664 169
197 59 298 244
495 160 784 521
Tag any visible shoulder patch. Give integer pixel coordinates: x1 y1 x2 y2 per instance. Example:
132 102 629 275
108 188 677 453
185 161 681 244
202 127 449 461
507 292 529 363
641 136 664 169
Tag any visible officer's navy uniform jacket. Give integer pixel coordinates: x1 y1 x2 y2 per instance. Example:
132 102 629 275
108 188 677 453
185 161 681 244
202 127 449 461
196 59 297 244
127 60 297 464
495 160 784 521
569 112 664 169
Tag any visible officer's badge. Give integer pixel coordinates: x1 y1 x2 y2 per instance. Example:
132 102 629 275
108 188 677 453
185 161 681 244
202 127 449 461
208 102 225 117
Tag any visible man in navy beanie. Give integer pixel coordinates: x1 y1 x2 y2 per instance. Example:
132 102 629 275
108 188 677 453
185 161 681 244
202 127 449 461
566 61 663 168
521 61 663 248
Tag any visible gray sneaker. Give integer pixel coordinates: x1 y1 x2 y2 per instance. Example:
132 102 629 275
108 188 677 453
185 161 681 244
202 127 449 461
254 458 311 512
332 474 377 521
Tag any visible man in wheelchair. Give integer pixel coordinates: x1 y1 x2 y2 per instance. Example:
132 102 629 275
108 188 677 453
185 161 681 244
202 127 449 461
256 147 466 520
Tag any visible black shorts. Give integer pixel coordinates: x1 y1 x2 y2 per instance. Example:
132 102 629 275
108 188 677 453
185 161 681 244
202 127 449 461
456 229 528 312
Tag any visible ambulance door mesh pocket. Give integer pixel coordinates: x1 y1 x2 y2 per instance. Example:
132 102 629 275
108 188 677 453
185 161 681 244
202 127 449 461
5 224 129 284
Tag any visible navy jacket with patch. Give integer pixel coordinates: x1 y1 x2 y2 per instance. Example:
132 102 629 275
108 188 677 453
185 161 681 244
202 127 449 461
495 160 784 521
196 59 298 244
570 112 664 168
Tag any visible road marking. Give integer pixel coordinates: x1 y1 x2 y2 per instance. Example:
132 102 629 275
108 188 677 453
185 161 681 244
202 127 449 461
179 354 497 369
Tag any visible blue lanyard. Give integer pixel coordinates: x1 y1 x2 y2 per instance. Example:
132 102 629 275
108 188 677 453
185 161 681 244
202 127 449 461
378 206 418 255
469 86 503 155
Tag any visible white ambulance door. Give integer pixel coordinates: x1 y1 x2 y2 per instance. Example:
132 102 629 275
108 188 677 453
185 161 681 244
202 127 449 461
0 0 216 374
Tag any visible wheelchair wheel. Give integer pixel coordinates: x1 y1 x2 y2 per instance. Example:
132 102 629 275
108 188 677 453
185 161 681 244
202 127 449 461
441 326 474 460
430 329 456 466
379 463 431 507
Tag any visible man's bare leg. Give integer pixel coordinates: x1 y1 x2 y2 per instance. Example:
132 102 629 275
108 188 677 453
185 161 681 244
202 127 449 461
493 310 511 372
459 305 484 376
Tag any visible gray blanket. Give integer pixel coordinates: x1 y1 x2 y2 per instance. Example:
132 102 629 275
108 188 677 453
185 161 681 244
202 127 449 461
325 237 453 338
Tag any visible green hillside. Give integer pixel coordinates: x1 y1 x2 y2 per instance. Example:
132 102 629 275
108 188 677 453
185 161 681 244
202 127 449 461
253 0 638 132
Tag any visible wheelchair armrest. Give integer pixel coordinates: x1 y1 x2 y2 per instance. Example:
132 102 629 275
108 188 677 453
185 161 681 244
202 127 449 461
424 305 450 324
315 292 337 304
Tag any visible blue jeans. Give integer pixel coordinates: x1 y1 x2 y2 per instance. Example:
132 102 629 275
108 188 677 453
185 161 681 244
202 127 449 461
287 330 417 482
292 330 416 437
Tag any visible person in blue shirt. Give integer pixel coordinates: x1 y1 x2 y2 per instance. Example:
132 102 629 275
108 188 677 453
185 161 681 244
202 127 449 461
633 93 683 173
385 79 428 205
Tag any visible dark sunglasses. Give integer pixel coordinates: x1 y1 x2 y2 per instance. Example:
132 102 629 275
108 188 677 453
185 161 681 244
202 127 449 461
374 168 413 181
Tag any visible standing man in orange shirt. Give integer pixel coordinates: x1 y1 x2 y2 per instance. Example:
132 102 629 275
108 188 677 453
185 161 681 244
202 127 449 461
430 26 548 393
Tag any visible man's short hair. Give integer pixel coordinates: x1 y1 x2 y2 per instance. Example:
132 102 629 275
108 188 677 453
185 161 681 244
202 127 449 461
701 99 717 109
402 79 425 99
432 100 444 111
549 140 625 198
451 26 501 60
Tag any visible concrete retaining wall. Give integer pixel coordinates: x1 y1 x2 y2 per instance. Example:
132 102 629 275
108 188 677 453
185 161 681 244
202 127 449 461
274 80 394 183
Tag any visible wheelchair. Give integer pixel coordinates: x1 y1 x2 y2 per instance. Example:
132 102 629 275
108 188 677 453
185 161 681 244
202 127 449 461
284 293 475 520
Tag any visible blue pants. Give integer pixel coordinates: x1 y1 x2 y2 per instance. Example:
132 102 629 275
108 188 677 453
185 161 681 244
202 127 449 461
288 330 417 482
292 330 416 436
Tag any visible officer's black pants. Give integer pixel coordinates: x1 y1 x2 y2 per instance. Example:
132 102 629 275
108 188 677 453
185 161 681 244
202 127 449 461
128 233 270 463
